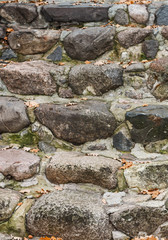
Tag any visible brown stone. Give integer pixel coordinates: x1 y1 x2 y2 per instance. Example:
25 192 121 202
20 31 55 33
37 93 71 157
162 26 168 39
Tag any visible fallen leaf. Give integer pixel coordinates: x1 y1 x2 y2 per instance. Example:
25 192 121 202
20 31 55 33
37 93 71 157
142 104 148 107
28 236 33 239
30 148 39 153
19 189 31 194
85 60 91 64
65 102 78 107
102 198 106 204
120 158 134 169
17 202 23 206
25 101 39 108
55 185 63 191
58 62 65 66
139 189 161 199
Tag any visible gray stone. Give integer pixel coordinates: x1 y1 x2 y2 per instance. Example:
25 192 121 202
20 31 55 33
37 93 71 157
1 48 17 60
68 63 123 96
103 192 126 206
113 132 134 152
126 105 168 144
88 143 107 151
26 190 111 240
125 62 145 72
108 4 127 20
110 204 168 237
41 4 110 22
0 234 14 240
142 39 159 59
58 87 74 98
0 188 21 222
161 26 168 39
46 152 121 189
145 139 168 153
124 160 168 190
0 61 57 95
153 221 168 239
0 3 37 24
112 231 130 240
0 96 30 133
8 29 60 55
64 26 115 60
0 149 40 180
0 25 5 39
38 141 56 153
128 4 149 24
114 9 129 25
35 100 117 144
117 28 152 49
156 5 168 26
47 46 62 61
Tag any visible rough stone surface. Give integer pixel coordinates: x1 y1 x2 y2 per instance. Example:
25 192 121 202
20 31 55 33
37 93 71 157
124 160 168 190
0 61 57 95
108 4 127 20
46 152 121 189
156 5 168 26
58 87 74 98
0 96 30 133
126 105 168 144
47 46 62 61
26 190 111 240
142 39 159 59
0 188 21 222
110 204 168 237
114 9 129 25
35 101 116 144
125 62 145 72
154 221 168 239
8 29 60 55
0 149 40 180
145 139 168 153
113 132 134 152
0 25 6 39
112 231 130 240
117 28 152 49
0 3 37 24
149 57 168 74
0 234 14 240
128 4 149 24
64 26 115 60
41 4 109 22
162 26 168 39
1 48 17 60
68 63 123 96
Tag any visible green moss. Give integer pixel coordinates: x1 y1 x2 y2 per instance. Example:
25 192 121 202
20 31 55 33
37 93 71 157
2 128 39 147
139 52 146 61
52 139 73 151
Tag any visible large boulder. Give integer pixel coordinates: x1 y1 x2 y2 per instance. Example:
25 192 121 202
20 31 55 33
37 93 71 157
63 26 115 60
110 202 168 237
35 100 117 144
0 188 21 222
0 3 37 24
128 4 149 24
26 190 111 240
68 63 123 96
0 97 30 133
124 160 168 190
126 105 168 144
155 5 168 26
0 61 57 95
41 4 109 22
0 149 40 180
8 29 60 55
45 152 121 189
117 28 152 49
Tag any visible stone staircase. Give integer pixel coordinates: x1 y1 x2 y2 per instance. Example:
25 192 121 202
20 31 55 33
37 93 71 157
1 0 168 239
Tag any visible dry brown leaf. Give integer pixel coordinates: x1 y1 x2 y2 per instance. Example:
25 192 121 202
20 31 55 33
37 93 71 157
55 185 63 191
102 198 106 204
94 60 105 66
25 101 39 108
19 189 31 194
17 202 23 206
120 158 134 169
139 189 161 199
65 102 78 107
30 148 39 153
85 60 91 64
28 236 33 239
142 104 148 107
58 62 65 66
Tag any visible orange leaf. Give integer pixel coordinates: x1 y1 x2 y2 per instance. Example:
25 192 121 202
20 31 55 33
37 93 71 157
28 235 33 239
30 148 39 153
58 62 65 66
85 60 91 64
142 104 148 107
17 202 23 206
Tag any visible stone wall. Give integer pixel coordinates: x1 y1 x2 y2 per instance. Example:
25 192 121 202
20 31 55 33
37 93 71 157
1 1 168 240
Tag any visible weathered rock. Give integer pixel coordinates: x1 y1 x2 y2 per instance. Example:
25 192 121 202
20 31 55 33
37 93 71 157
0 188 21 222
145 139 168 153
108 4 127 20
128 4 149 24
46 152 121 189
114 9 129 25
0 149 40 180
47 46 62 61
126 105 168 144
117 28 152 49
0 25 6 39
153 221 168 238
26 190 111 240
0 234 14 240
68 63 123 96
103 192 126 206
38 141 56 153
64 27 115 60
113 132 134 152
8 29 60 55
112 231 130 240
125 62 145 72
124 160 168 190
88 143 107 151
149 57 168 74
110 203 168 237
0 61 57 95
155 5 168 26
142 39 159 59
58 87 74 98
0 3 37 24
41 4 109 22
1 48 17 60
35 100 117 144
162 26 168 39
0 97 30 133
